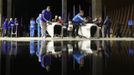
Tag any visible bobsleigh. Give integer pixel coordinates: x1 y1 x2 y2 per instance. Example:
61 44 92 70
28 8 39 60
78 23 100 38
47 22 62 37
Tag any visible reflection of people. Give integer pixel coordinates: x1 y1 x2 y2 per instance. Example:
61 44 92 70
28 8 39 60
128 42 134 56
73 50 84 64
72 10 84 37
2 41 11 55
40 6 52 38
38 40 52 71
41 54 51 71
2 41 7 54
36 40 41 57
40 40 47 58
72 41 84 66
103 41 112 58
29 40 35 55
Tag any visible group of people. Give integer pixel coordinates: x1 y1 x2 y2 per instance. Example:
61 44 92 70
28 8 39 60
2 18 19 37
30 6 112 38
30 6 64 38
29 6 52 38
71 9 112 38
2 6 112 38
92 16 112 38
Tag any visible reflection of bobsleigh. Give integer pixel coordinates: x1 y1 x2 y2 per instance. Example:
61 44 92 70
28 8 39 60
78 40 93 54
78 23 100 38
47 22 62 37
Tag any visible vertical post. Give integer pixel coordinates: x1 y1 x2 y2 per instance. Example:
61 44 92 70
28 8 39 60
62 0 67 23
62 0 67 37
7 0 12 18
0 0 2 26
73 5 75 17
0 0 2 36
89 6 91 17
92 0 102 19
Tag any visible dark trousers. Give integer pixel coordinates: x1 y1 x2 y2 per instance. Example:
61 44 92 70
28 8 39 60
7 28 11 37
104 25 110 37
116 28 121 37
2 29 7 37
129 25 133 37
72 25 79 37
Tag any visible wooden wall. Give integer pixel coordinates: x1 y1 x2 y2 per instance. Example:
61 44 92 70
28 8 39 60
105 1 134 37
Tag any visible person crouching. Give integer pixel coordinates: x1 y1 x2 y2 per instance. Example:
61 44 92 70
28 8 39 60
72 10 84 38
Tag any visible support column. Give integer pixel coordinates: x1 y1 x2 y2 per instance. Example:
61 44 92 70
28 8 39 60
92 0 102 19
7 0 12 18
61 0 67 37
62 0 67 23
0 0 2 36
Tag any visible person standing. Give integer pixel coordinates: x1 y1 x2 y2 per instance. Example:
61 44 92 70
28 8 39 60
8 18 14 37
52 15 58 22
93 17 103 37
13 18 19 37
58 16 64 25
72 10 84 38
103 16 112 38
2 18 8 37
116 22 122 37
30 18 35 37
128 19 133 37
36 14 42 37
40 6 52 38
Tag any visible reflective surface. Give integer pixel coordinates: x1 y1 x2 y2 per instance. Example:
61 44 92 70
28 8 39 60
1 40 134 75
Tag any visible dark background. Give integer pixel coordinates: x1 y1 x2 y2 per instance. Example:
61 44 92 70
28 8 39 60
2 0 91 35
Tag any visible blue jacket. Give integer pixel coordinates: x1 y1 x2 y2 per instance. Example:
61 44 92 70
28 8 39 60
14 20 19 25
8 20 14 29
2 20 8 29
104 17 111 26
73 13 84 24
30 20 35 28
73 51 84 64
41 9 52 22
36 14 41 24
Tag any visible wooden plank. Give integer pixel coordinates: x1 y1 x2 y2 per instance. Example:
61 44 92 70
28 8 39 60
121 7 127 36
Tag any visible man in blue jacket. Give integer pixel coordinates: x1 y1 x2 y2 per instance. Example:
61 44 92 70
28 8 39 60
8 18 14 37
30 18 35 37
2 18 8 37
40 6 52 38
72 10 84 37
36 14 42 37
